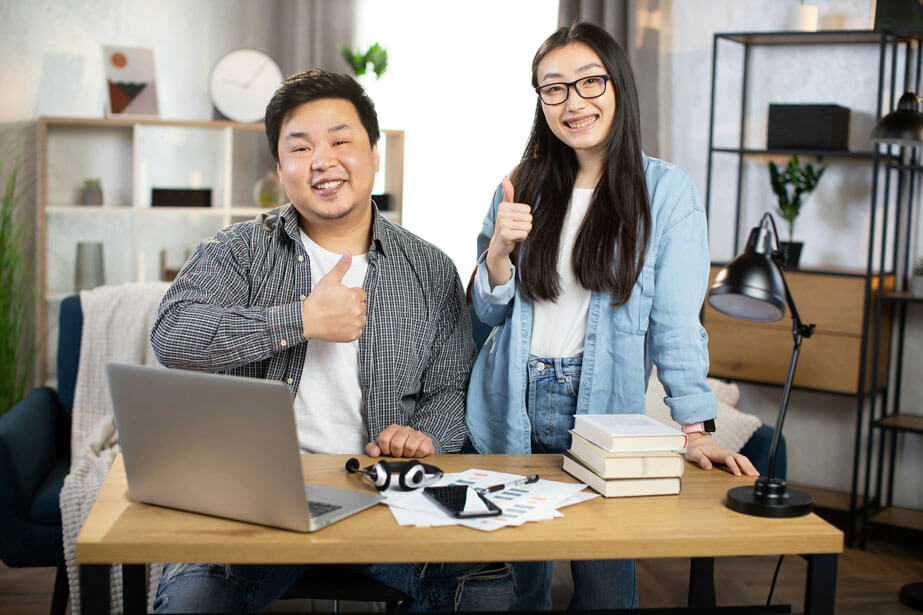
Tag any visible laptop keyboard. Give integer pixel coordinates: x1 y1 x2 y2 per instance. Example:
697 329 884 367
307 499 342 517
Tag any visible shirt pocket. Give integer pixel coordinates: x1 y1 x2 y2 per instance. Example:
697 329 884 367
390 316 434 391
612 264 655 336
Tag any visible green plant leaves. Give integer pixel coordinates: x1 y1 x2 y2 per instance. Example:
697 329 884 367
767 154 826 241
0 146 33 415
341 42 389 79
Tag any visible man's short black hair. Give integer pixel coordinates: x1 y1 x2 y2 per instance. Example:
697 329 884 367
264 69 380 162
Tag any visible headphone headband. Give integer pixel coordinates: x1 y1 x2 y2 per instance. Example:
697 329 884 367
345 457 444 491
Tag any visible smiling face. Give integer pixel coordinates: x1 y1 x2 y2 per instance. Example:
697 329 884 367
536 42 616 159
276 97 379 229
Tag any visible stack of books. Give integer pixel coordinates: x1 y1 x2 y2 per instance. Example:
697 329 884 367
562 414 688 497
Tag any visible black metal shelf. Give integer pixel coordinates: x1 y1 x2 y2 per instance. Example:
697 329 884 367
705 28 923 549
711 147 876 159
715 29 923 46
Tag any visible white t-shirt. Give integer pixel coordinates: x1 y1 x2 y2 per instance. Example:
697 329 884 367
294 229 369 454
529 188 593 358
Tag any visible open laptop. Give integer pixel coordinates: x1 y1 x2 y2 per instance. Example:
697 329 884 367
106 363 381 532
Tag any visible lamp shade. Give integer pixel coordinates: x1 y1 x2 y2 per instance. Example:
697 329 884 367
708 223 786 322
871 91 923 146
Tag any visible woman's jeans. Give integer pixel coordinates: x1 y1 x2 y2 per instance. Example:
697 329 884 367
154 561 514 613
513 355 639 611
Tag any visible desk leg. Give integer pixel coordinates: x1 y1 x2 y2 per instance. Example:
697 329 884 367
80 564 110 615
804 553 837 615
688 557 716 607
123 564 147 614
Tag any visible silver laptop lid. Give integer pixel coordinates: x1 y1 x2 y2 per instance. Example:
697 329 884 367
107 363 314 531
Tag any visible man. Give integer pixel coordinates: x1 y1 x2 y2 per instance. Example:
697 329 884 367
150 70 513 612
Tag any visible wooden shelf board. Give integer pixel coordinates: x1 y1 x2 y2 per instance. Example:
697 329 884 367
875 414 923 434
881 291 923 304
870 506 923 532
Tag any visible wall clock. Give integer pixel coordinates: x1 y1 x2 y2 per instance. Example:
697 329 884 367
209 49 283 123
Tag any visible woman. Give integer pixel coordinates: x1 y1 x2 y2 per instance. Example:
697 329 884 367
466 22 758 610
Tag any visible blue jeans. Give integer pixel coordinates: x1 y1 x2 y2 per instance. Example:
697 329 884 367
513 355 639 611
154 561 514 613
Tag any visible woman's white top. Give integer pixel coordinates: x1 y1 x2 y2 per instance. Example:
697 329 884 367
529 188 593 358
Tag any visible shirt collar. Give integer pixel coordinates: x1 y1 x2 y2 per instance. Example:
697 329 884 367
277 201 389 259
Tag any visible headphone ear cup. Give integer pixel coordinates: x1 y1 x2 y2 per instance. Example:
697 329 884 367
369 460 391 490
399 460 426 490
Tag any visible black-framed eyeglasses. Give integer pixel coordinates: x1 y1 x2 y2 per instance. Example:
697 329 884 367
535 74 611 105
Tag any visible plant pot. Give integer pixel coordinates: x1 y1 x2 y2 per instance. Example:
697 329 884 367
777 241 803 269
80 187 103 205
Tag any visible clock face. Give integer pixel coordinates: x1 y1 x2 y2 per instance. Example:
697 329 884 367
209 49 283 123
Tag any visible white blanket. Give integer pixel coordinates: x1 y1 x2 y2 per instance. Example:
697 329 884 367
60 282 169 614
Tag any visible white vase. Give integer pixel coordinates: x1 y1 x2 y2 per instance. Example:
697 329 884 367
787 5 818 31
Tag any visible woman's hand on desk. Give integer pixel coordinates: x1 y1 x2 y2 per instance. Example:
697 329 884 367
365 424 435 458
684 433 759 476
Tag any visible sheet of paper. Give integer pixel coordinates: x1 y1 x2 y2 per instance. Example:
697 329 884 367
382 468 592 531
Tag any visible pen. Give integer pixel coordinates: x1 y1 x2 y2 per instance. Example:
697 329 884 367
478 474 540 494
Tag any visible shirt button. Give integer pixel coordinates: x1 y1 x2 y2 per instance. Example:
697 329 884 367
584 380 590 386
298 255 304 262
286 378 294 385
299 294 306 301
588 333 596 340
280 339 287 347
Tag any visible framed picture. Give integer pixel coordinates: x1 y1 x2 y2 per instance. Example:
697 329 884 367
103 45 159 117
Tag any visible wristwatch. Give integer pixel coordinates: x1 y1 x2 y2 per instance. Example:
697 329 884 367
681 419 716 434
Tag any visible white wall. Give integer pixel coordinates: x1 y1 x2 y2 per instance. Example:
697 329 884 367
660 0 922 509
352 0 559 275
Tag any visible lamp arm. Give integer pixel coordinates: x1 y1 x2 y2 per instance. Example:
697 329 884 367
765 252 815 480
767 331 802 480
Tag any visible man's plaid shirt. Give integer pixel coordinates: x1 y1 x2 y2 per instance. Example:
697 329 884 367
151 204 474 453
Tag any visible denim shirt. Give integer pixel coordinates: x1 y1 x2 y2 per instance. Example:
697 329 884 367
466 153 716 454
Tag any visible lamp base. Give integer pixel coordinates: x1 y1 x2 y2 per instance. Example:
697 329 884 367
726 478 813 518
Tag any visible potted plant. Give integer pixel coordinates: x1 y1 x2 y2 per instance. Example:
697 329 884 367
913 257 923 296
0 147 34 416
341 42 388 81
768 154 825 268
80 178 103 205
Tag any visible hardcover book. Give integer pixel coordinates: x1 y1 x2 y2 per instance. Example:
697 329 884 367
572 413 687 452
562 452 681 498
568 431 685 478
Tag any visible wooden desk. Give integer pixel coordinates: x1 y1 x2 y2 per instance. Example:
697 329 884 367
77 454 843 613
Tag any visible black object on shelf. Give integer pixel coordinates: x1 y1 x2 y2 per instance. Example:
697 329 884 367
768 104 850 151
151 188 212 208
709 213 815 518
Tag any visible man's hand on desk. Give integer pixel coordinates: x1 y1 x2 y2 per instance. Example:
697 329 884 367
365 424 435 458
684 432 759 477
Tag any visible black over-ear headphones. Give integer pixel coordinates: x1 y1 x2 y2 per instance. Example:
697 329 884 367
345 457 444 491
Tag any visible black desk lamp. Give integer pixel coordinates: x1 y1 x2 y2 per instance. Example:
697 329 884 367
871 91 923 146
708 212 815 517
871 91 923 612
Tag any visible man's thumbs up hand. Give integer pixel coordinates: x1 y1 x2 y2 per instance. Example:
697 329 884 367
302 252 368 342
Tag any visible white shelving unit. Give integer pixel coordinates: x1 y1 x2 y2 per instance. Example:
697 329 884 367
36 116 404 382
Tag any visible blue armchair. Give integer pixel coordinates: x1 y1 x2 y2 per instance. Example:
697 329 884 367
0 296 82 615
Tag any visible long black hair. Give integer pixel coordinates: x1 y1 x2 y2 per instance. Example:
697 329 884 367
513 22 650 305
